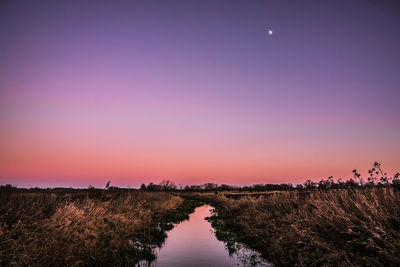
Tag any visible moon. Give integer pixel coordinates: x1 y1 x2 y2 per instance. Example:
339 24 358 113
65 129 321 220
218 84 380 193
268 30 273 35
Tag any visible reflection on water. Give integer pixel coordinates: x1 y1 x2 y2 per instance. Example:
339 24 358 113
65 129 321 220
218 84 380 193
138 205 271 267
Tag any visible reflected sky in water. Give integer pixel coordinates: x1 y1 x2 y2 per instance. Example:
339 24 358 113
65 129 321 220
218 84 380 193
147 205 271 267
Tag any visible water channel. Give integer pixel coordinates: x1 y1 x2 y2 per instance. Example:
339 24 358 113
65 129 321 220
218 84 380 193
139 205 271 266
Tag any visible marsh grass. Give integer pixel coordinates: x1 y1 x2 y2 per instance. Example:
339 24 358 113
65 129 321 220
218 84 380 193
189 187 400 266
0 190 199 266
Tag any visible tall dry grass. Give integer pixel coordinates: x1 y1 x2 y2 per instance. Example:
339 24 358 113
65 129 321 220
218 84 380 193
0 191 183 266
192 188 400 266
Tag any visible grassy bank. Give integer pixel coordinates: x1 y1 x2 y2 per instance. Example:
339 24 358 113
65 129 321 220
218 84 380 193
185 187 400 266
0 189 201 266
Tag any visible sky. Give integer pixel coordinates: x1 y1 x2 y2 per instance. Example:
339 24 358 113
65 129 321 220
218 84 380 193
1 0 399 188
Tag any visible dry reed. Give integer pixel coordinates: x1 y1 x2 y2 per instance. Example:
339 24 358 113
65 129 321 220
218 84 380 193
192 187 400 266
0 191 183 266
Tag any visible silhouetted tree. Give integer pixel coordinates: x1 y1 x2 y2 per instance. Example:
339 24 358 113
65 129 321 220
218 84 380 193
160 180 176 191
304 180 316 189
204 183 218 191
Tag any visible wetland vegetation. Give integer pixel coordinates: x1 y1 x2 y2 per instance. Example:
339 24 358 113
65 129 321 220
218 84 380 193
1 163 400 266
192 187 400 266
0 188 201 266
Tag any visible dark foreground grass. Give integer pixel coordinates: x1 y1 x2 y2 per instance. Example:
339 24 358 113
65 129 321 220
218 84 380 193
186 187 400 266
0 189 201 266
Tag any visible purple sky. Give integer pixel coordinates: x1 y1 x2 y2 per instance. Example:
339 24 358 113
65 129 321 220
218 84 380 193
1 1 399 188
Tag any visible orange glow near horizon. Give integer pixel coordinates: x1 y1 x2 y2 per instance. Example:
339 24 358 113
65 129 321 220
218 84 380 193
1 1 399 188
1 101 399 188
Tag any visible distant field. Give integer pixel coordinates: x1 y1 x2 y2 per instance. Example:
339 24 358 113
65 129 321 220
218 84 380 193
201 191 283 199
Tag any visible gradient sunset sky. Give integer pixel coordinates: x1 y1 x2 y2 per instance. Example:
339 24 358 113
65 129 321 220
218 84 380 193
1 1 399 188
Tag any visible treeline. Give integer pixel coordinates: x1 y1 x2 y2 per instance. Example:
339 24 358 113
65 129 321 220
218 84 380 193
0 184 137 193
2 162 399 193
0 184 137 200
142 162 400 192
142 181 295 192
141 177 400 192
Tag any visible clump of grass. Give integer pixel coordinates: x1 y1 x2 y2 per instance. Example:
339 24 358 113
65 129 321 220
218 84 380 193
0 190 197 266
191 187 400 266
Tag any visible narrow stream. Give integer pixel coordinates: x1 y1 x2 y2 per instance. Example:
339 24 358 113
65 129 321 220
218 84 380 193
139 205 271 267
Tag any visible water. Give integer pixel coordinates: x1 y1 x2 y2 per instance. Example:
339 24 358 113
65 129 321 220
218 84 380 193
140 205 271 267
